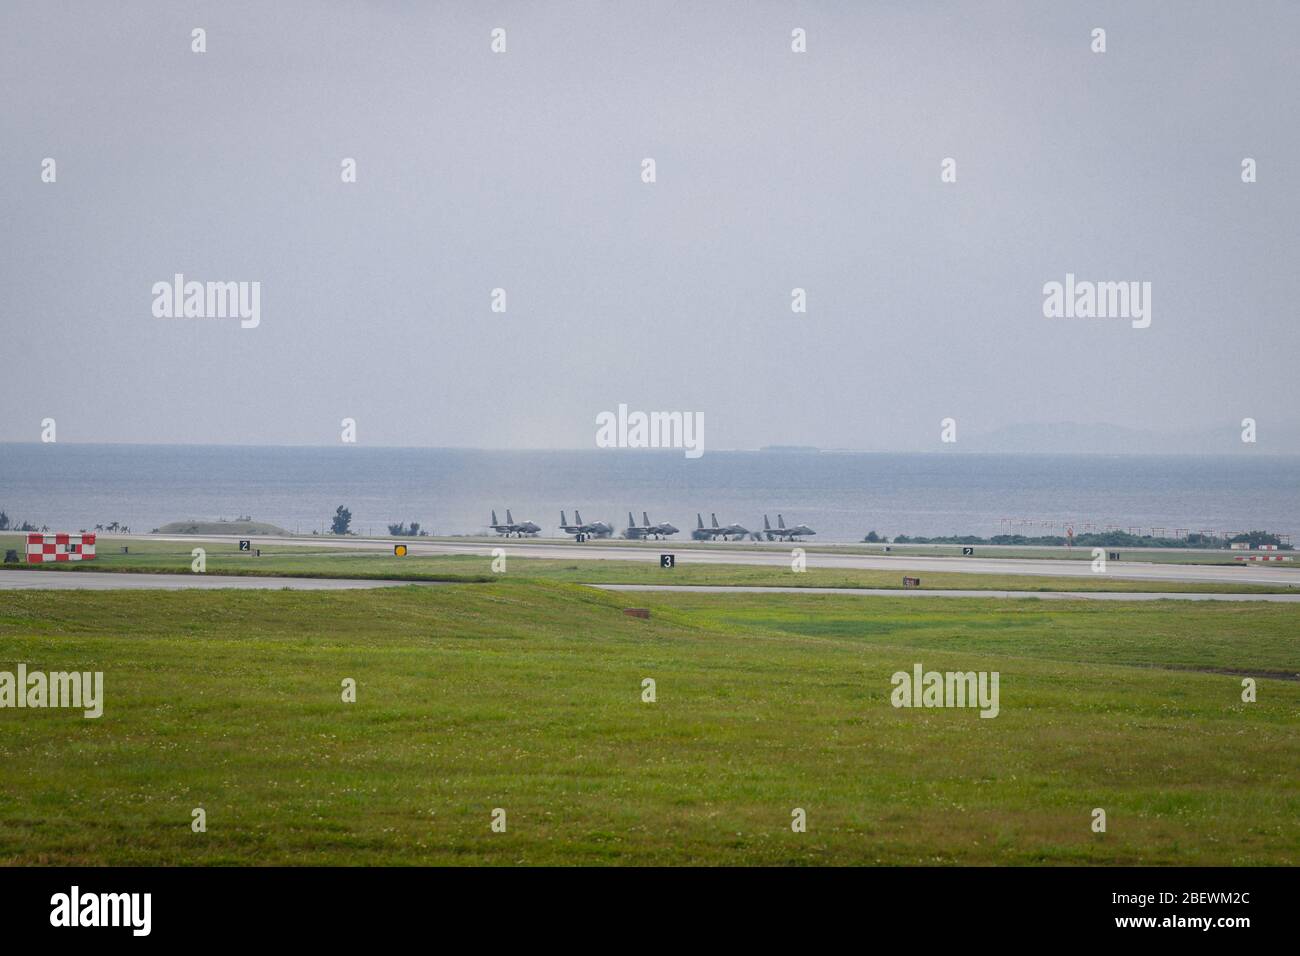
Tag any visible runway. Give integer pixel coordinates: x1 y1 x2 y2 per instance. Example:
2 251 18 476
151 533 1300 586
4 570 1297 602
592 584 1300 603
0 570 441 591
26 532 1300 589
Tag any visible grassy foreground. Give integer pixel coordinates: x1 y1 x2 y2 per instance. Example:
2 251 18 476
0 581 1296 865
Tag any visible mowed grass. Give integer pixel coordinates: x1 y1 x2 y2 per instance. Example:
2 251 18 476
2 534 1294 594
0 582 1296 865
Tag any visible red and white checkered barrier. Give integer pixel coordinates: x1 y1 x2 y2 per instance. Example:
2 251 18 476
1235 554 1291 562
26 533 96 563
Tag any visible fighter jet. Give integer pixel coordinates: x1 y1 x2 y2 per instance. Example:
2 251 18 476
764 514 816 542
624 511 679 540
575 510 614 538
490 509 541 537
559 510 613 539
693 512 749 541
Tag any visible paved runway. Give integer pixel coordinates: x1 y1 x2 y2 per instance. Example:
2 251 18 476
592 584 1300 603
158 534 1299 586
6 569 1295 602
0 570 437 591
19 531 1300 589
410 541 1298 586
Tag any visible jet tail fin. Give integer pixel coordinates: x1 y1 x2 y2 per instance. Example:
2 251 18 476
560 511 567 527
778 514 786 529
642 511 651 527
491 510 498 526
506 509 514 525
697 513 704 529
711 513 719 528
764 515 771 531
629 512 636 528
575 510 583 525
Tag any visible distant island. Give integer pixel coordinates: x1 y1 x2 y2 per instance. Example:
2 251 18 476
156 519 288 536
880 530 1292 550
759 445 820 453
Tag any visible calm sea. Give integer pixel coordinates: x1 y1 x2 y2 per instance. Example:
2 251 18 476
0 444 1295 542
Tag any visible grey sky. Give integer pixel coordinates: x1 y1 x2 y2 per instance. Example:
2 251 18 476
2 1 1297 451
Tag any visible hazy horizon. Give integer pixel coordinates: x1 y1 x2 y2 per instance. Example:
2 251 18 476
3 1 1297 454
4 443 1297 539
4 415 1299 456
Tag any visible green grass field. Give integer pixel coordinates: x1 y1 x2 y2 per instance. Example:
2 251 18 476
2 534 1294 594
1 580 1295 865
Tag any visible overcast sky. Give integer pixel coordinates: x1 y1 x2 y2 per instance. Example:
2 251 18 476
2 1 1297 451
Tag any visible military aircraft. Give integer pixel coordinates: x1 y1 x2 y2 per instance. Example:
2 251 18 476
559 510 613 539
763 514 816 541
623 511 679 540
693 513 750 541
490 509 541 537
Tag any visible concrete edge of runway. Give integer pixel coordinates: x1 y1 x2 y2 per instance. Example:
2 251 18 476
3 569 1298 602
12 531 1298 587
590 583 1300 602
0 569 447 591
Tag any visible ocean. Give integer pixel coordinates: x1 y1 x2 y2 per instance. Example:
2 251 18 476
0 444 1295 542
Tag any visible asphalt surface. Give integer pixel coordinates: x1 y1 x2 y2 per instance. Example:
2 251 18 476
6 531 1297 592
0 570 438 591
135 532 1300 587
4 571 1296 602
592 584 1300 602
